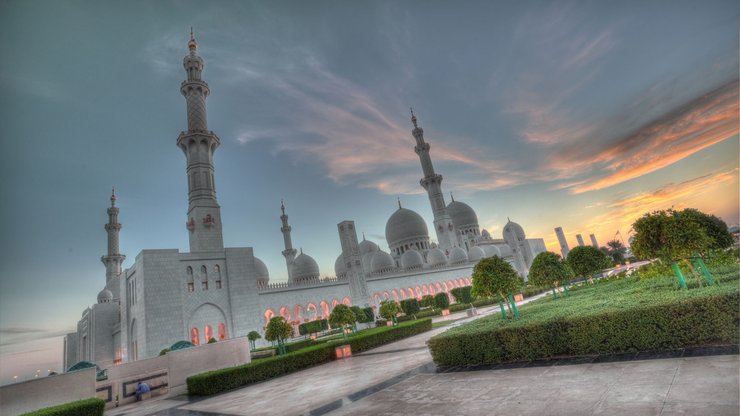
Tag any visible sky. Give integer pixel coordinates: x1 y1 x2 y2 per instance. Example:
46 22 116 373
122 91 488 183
0 0 737 383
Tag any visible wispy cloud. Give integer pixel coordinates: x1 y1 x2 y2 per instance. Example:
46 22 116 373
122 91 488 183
0 327 73 346
561 80 738 193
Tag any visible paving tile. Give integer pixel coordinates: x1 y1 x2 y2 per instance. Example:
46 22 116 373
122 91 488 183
601 383 671 404
665 381 740 405
591 401 663 416
660 401 740 416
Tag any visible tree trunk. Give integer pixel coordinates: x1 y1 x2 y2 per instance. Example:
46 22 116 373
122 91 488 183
683 258 703 287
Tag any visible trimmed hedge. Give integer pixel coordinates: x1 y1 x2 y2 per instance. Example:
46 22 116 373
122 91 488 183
450 286 472 304
20 398 105 416
429 277 740 367
400 298 420 315
298 319 328 336
284 338 316 353
187 318 433 396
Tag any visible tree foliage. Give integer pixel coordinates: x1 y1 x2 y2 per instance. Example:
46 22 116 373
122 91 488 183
379 300 402 321
399 298 420 315
528 251 572 288
631 209 712 261
434 292 450 310
679 208 734 250
449 286 473 304
351 306 374 323
606 240 627 265
471 256 523 300
247 330 261 351
567 246 611 282
420 294 435 308
329 304 356 330
264 317 293 343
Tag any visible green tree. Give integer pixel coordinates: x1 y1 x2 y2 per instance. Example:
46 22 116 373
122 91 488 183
264 316 293 355
471 256 523 319
528 251 572 298
329 304 357 339
379 300 402 324
247 330 261 351
567 245 611 284
631 209 716 288
433 292 450 310
399 298 420 315
420 294 435 308
679 208 734 249
449 286 472 304
350 306 373 324
606 240 627 265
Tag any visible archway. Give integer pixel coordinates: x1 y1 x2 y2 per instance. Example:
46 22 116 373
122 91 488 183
415 286 422 299
264 309 275 328
307 303 318 321
279 306 291 322
319 301 330 318
392 290 399 301
188 303 228 344
342 297 352 306
293 304 306 323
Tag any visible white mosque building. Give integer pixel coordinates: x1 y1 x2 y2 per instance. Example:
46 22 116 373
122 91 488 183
63 33 546 370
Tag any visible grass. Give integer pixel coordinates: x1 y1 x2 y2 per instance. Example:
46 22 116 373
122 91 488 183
429 265 739 366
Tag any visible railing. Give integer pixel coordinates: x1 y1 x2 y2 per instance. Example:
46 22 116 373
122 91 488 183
256 276 348 292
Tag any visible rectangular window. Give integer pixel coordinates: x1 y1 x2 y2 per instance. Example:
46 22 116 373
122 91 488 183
202 281 208 290
215 280 222 289
188 282 194 292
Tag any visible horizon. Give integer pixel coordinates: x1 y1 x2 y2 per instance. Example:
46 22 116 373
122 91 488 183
0 0 737 384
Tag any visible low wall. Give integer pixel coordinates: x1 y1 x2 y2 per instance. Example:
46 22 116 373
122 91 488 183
0 368 96 416
100 336 251 407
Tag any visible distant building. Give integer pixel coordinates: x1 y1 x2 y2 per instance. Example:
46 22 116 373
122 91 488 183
590 234 599 248
554 227 570 258
576 234 585 247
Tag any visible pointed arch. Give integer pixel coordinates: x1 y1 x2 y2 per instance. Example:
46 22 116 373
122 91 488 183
392 290 399 301
306 303 318 321
319 300 330 318
342 297 351 306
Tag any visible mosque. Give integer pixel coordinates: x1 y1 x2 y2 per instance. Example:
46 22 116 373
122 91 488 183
62 33 546 370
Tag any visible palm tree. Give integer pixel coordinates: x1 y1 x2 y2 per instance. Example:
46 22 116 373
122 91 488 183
606 239 626 265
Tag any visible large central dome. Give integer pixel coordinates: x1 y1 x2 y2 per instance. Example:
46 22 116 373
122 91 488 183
385 207 430 249
446 200 479 231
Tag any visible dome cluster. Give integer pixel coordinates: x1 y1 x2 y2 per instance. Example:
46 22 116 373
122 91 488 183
291 252 320 283
385 207 431 256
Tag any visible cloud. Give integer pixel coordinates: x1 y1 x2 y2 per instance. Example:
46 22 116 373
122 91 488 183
563 80 739 193
0 327 74 346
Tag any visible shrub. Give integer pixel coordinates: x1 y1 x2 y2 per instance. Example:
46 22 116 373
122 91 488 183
528 251 571 290
450 286 472 304
415 308 441 318
399 298 420 315
351 306 374 323
207 337 217 344
187 319 432 396
567 246 612 283
375 319 387 327
429 276 739 367
283 339 315 353
420 295 435 308
449 303 471 312
379 300 402 321
434 292 450 310
329 304 356 333
159 348 170 356
298 319 329 336
20 397 105 416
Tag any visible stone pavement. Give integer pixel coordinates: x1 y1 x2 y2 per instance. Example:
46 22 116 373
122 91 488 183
106 298 739 416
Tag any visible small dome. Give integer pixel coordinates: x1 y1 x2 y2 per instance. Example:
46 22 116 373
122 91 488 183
427 248 447 267
291 253 320 282
97 289 113 304
371 251 395 273
361 252 375 274
358 239 379 256
483 245 501 257
481 229 491 239
334 254 347 278
468 246 486 261
254 257 270 285
170 340 195 351
448 247 469 264
385 208 429 248
446 200 479 230
503 220 526 244
401 249 424 270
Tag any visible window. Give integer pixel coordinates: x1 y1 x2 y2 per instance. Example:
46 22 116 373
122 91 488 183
188 282 194 292
201 265 208 290
205 325 213 342
214 265 222 289
186 266 194 292
218 323 226 340
191 327 200 346
202 281 208 290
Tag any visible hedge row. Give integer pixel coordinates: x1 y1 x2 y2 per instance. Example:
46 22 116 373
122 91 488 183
20 398 105 416
187 318 432 396
298 319 328 336
429 291 739 367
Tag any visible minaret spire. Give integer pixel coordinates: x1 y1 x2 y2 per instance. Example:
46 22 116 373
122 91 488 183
397 197 402 209
102 190 126 283
280 201 297 281
409 108 458 249
177 31 224 252
450 192 454 202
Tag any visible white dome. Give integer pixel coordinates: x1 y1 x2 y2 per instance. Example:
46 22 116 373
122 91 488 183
400 249 424 270
446 200 479 230
483 245 501 257
385 208 429 248
358 239 379 256
427 248 447 267
361 252 375 274
503 220 526 244
254 257 270 284
97 288 113 303
481 229 491 239
334 254 347 278
448 247 469 264
370 251 395 273
468 246 485 261
291 253 320 282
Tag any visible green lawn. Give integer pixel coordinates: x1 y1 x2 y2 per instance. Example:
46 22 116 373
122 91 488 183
429 265 739 366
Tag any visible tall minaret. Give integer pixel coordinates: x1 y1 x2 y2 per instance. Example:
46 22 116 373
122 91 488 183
410 109 458 250
101 189 126 283
280 200 297 281
177 29 224 252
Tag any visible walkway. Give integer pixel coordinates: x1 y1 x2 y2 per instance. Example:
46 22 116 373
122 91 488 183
106 298 739 416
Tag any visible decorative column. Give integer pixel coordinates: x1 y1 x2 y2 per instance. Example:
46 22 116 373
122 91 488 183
280 200 297 281
337 221 371 307
101 189 126 282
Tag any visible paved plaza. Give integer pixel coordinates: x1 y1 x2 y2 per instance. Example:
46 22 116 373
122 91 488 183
106 304 739 416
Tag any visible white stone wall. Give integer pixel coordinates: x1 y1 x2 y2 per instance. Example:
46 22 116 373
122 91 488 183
0 368 96 416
